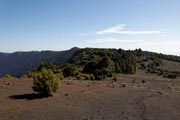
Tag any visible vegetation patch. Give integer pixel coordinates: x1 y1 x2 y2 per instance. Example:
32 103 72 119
32 68 60 96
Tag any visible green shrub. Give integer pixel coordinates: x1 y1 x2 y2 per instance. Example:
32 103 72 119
167 74 177 79
83 74 95 80
68 76 73 80
76 74 81 80
26 71 34 78
89 74 95 80
32 68 60 96
151 56 162 67
61 64 79 77
113 74 118 81
84 74 90 80
3 74 15 79
93 69 107 80
38 63 59 73
20 75 28 79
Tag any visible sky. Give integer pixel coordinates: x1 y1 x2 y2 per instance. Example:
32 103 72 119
0 0 180 55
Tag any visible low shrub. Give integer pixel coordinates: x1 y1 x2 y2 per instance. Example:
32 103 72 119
167 74 177 79
113 74 118 81
32 68 60 96
20 75 28 79
3 74 15 79
89 74 95 80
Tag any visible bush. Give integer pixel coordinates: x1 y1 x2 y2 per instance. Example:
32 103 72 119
113 74 118 81
76 74 83 80
26 71 34 78
32 68 60 96
83 74 95 80
3 74 15 79
68 76 73 80
38 63 62 74
89 74 95 80
167 74 177 79
93 69 107 80
61 64 79 77
20 74 28 79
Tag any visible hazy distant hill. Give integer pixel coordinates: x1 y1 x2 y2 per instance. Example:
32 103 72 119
0 47 79 77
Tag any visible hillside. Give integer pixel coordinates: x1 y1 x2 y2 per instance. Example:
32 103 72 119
60 48 180 80
134 49 180 78
0 47 180 79
1 48 180 120
0 47 79 77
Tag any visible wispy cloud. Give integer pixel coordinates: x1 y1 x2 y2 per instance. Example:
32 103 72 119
75 33 93 37
96 24 161 35
86 38 144 43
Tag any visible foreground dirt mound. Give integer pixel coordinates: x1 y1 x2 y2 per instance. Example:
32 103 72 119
0 78 180 120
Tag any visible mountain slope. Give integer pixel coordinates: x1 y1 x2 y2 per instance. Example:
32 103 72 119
0 47 79 77
0 47 179 78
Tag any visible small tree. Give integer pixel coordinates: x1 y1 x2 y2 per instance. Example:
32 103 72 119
32 68 60 96
61 64 79 77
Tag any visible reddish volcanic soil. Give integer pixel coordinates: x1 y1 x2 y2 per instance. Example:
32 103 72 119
1 76 180 120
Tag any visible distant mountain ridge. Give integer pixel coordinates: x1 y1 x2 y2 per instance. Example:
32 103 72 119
0 47 79 77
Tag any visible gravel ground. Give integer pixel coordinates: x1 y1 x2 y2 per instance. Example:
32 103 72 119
0 77 180 120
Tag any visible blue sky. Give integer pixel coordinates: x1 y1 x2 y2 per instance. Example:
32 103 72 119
0 0 180 55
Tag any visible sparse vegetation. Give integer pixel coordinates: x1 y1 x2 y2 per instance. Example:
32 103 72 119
113 74 118 81
3 74 16 79
60 63 79 77
20 74 28 79
167 73 177 79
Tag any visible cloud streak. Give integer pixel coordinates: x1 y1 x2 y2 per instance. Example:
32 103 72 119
96 24 161 35
86 38 144 43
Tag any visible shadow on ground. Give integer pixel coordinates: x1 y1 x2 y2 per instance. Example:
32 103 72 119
9 93 50 100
